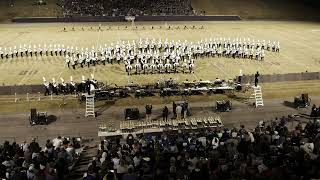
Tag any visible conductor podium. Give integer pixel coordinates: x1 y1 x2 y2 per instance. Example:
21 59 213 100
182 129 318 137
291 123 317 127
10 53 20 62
125 108 140 120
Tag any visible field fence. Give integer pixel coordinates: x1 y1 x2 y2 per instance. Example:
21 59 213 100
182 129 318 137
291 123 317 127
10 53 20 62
240 72 320 84
12 15 241 23
0 92 78 103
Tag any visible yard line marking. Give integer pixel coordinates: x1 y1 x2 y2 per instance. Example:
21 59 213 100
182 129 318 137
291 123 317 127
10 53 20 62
18 62 34 85
213 61 232 79
274 28 311 71
17 31 36 85
115 26 131 84
152 26 166 82
191 73 199 81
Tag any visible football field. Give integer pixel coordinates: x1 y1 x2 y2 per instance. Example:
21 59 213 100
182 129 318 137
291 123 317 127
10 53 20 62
0 21 320 86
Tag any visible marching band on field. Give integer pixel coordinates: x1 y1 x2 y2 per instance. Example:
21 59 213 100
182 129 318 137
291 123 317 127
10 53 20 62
0 37 280 75
42 74 98 96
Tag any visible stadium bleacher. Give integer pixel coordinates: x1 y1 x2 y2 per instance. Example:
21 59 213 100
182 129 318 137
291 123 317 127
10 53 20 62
0 0 319 21
57 0 193 17
0 136 84 179
1 0 320 179
84 116 320 180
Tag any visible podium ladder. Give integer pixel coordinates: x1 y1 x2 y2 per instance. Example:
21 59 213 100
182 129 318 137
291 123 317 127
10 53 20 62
252 85 264 107
85 95 95 117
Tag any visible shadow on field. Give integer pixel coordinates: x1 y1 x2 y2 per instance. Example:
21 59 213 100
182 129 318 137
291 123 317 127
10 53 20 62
95 101 115 117
282 101 296 109
47 115 57 124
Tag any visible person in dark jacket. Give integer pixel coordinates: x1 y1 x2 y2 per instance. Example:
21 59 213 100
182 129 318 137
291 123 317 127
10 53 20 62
162 106 169 121
189 163 203 180
173 102 177 118
145 104 152 121
254 71 260 87
122 167 139 180
29 138 40 154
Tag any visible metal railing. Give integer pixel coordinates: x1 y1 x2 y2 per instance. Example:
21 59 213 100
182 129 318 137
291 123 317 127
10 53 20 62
0 92 78 103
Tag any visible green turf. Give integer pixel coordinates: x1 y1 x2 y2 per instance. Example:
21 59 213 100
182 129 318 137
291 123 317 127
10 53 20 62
0 21 319 86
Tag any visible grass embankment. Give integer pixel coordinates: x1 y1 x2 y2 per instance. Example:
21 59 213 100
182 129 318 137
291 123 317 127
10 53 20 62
0 80 319 113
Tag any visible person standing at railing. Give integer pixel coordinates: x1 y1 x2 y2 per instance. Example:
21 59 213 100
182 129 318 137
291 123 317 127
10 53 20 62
162 106 169 121
145 104 152 121
176 105 182 120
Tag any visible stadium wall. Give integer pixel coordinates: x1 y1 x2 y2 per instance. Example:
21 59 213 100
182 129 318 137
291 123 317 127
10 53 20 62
11 15 241 23
0 85 44 95
0 72 319 95
239 72 320 84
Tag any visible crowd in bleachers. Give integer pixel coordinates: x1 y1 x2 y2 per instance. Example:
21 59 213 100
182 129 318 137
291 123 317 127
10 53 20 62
58 0 193 17
85 116 320 180
58 0 104 16
0 136 82 179
108 0 193 16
